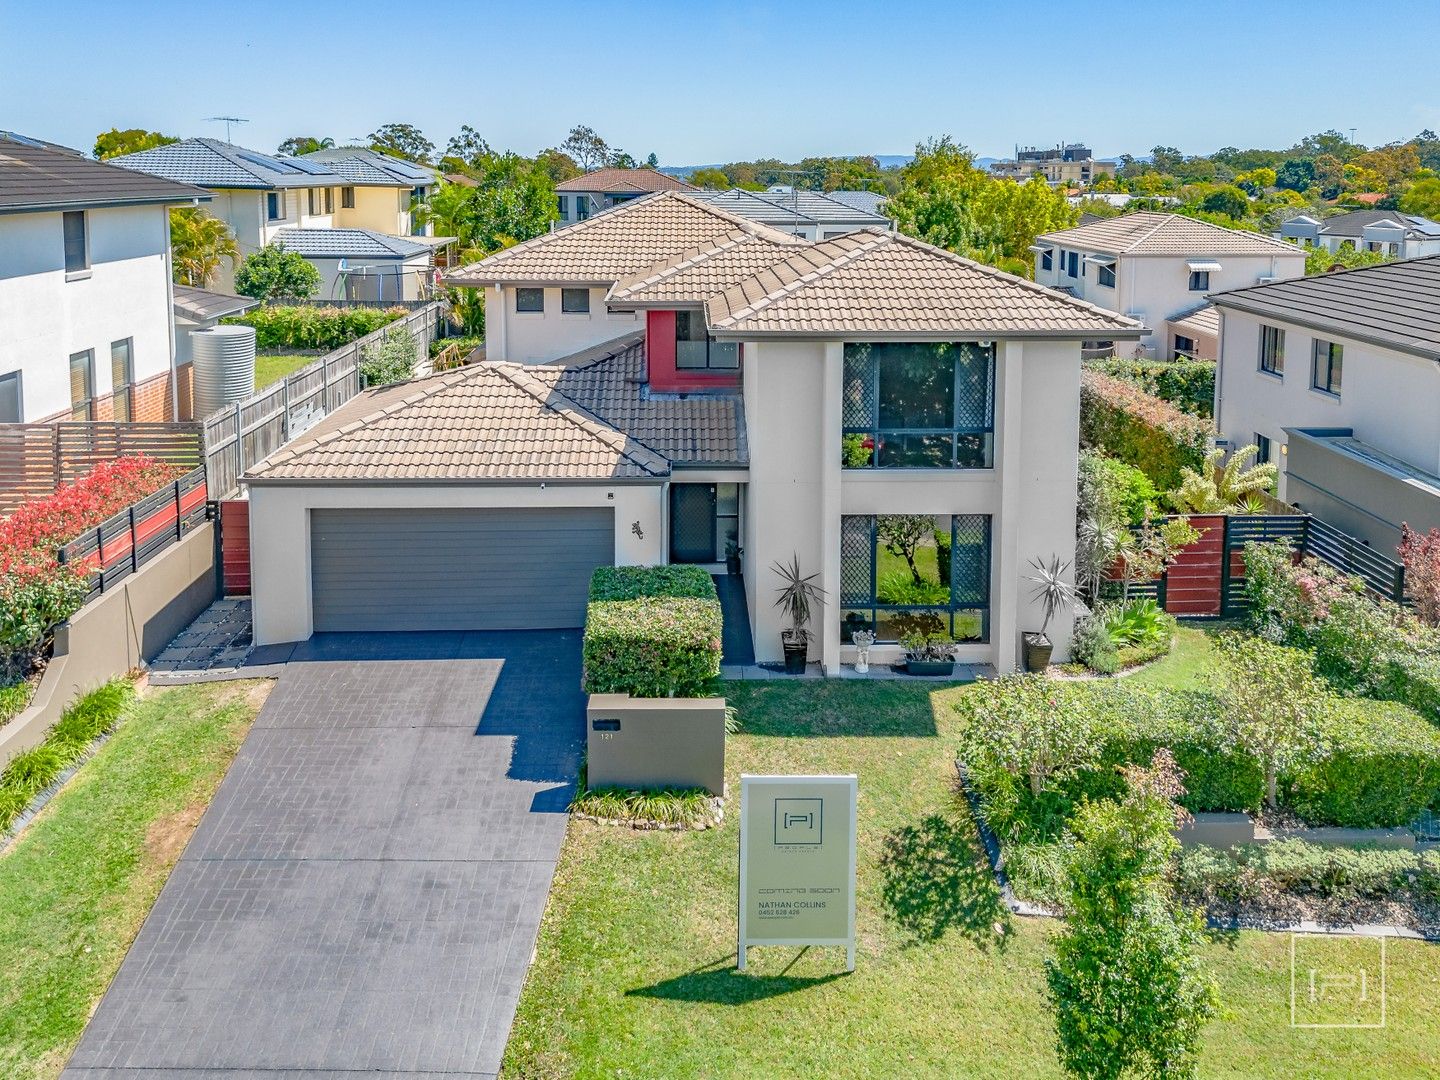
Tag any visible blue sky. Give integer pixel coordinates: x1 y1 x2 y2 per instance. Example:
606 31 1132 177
6 0 1440 164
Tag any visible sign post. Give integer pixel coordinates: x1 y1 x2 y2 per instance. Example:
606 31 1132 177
737 774 857 972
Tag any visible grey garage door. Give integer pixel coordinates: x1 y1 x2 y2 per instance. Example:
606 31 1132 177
310 507 614 632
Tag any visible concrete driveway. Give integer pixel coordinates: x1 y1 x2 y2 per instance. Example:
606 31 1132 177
64 630 584 1080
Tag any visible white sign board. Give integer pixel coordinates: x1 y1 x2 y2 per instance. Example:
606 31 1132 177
737 774 857 971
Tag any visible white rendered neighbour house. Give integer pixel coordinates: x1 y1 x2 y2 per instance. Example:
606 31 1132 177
1034 212 1305 359
1212 255 1440 554
0 132 209 423
243 193 1144 675
1277 210 1440 259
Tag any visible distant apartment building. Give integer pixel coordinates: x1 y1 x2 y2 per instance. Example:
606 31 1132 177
991 144 1117 188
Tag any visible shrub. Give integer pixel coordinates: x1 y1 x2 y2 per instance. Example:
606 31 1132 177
429 334 484 359
571 784 713 827
582 596 722 698
233 243 321 301
1070 611 1119 674
1178 841 1431 905
588 565 717 602
359 324 418 387
229 304 405 350
1079 370 1211 489
1086 356 1216 416
1400 524 1440 627
1103 598 1173 648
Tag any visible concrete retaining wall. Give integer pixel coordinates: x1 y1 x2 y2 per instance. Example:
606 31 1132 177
0 523 216 766
1179 810 1418 851
585 693 727 795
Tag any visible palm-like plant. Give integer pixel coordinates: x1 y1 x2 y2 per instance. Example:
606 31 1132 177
169 207 239 288
772 554 825 644
1173 445 1278 514
1026 555 1077 643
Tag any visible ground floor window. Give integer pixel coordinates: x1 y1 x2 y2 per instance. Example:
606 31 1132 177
839 513 991 643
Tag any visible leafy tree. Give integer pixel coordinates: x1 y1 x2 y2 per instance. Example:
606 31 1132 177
609 150 638 169
1352 143 1420 188
1305 243 1387 276
1046 751 1216 1080
876 515 935 587
359 324 418 386
368 123 434 164
645 152 659 168
277 136 333 156
414 154 556 259
1400 177 1440 219
561 125 611 171
1293 130 1363 163
1312 154 1346 198
534 147 581 183
1214 633 1328 809
964 674 1100 798
233 243 321 301
1234 167 1276 196
169 207 238 287
1149 146 1186 174
93 128 177 160
1275 157 1316 192
1172 445 1277 513
689 167 732 189
444 125 491 165
1199 185 1248 219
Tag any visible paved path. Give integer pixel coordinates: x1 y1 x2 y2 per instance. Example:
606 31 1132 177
64 630 584 1080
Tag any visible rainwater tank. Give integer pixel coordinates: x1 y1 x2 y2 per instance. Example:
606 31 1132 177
190 324 256 418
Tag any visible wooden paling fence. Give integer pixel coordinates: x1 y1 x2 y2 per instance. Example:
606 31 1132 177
0 422 203 515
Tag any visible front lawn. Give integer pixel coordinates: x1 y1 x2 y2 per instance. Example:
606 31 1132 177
0 680 269 1080
505 678 1440 1079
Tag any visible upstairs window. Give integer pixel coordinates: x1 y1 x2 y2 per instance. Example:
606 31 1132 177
557 195 569 218
561 288 590 314
341 186 356 209
515 287 544 313
1312 339 1343 396
1188 270 1211 291
675 310 739 370
1096 261 1116 288
1066 250 1079 277
1039 247 1053 271
1259 325 1285 376
62 211 88 274
842 342 995 469
266 192 285 221
307 188 334 215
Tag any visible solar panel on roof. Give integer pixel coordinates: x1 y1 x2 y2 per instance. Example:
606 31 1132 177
380 158 431 179
285 157 337 176
236 149 301 175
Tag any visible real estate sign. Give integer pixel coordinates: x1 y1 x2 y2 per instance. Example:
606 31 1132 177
737 774 857 971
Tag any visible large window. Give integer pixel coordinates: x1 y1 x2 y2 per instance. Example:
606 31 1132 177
1259 324 1284 376
842 341 995 469
62 211 88 274
307 187 334 215
561 288 590 314
675 310 739 370
1312 338 1343 396
110 338 134 422
266 192 285 221
840 514 991 643
69 349 95 420
515 287 544 313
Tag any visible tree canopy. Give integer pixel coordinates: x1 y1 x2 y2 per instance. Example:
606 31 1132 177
93 128 177 160
277 136 333 156
368 123 435 164
414 152 557 259
234 243 321 301
169 207 238 288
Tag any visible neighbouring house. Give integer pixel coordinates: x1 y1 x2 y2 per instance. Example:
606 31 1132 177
1034 211 1305 359
109 139 447 293
555 167 696 224
1167 303 1220 360
243 191 1144 676
1276 210 1440 259
1212 255 1440 551
688 188 890 239
827 190 888 216
991 144 1118 188
267 228 446 301
0 131 209 423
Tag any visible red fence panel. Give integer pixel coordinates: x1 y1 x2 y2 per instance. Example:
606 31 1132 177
1163 514 1225 616
220 499 251 596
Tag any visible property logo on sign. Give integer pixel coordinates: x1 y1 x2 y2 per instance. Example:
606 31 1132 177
738 775 857 971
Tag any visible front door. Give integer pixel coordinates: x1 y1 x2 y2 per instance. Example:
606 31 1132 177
670 484 717 563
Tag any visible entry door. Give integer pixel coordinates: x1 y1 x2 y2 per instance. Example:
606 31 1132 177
670 484 717 563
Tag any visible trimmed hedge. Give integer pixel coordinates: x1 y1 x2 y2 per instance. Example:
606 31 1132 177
1178 841 1440 905
1079 370 1211 489
225 304 407 350
589 565 717 602
957 678 1440 837
582 596 723 698
1086 357 1216 417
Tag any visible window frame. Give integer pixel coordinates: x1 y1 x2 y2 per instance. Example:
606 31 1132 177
515 287 545 313
560 287 591 314
1095 261 1117 288
62 210 89 276
674 310 740 371
1040 247 1053 272
841 341 996 470
266 191 286 222
0 369 22 423
840 513 992 644
1311 338 1343 396
1258 324 1285 377
1188 269 1211 291
69 349 95 420
341 186 356 209
110 338 134 423
1254 432 1272 465
557 194 569 218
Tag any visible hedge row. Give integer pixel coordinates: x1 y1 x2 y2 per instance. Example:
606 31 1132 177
957 679 1440 835
1079 370 1211 489
226 305 407 350
1085 357 1216 418
583 566 722 698
1178 841 1440 905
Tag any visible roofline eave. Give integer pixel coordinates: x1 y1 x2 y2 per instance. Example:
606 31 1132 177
707 327 1149 342
242 474 669 488
0 192 213 214
1207 297 1440 362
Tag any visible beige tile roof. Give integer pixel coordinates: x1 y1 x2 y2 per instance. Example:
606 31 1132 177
705 230 1147 338
1037 211 1302 257
443 191 800 286
245 361 670 483
606 228 807 306
555 168 696 194
526 335 747 465
1168 303 1220 339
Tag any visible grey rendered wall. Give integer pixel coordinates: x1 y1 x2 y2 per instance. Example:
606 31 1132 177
1285 437 1440 554
585 693 727 795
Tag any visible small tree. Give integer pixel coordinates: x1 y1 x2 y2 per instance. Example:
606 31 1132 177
358 325 418 387
561 124 611 172
1399 523 1440 627
234 243 320 301
965 676 1099 799
1046 751 1217 1080
1214 632 1328 810
877 514 934 586
1116 514 1200 607
1172 445 1277 514
368 122 435 164
169 207 238 287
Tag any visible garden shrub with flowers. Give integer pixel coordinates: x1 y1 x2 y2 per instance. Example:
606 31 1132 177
1078 370 1211 489
0 456 184 673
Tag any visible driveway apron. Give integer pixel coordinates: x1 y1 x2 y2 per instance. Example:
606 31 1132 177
63 630 583 1080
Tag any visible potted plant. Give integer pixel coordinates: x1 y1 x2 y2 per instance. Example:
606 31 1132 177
900 631 956 676
725 539 743 576
1022 555 1076 673
772 554 825 675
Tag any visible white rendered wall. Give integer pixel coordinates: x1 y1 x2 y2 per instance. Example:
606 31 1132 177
486 285 641 363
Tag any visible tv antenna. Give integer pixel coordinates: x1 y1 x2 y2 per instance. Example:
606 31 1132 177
1349 127 1357 144
205 116 249 142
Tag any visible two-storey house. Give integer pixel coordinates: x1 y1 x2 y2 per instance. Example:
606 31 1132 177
240 192 1143 674
1035 211 1305 359
1277 210 1440 259
1212 256 1440 553
688 188 890 239
555 168 696 224
0 132 208 423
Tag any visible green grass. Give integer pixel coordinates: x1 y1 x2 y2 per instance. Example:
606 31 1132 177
504 678 1440 1079
0 680 269 1080
0 676 36 729
1129 624 1220 690
255 351 319 389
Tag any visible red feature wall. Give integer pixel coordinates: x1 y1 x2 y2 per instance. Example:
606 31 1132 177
645 310 742 393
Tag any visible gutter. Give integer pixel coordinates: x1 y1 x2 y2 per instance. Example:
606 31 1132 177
706 328 1148 343
241 475 669 489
